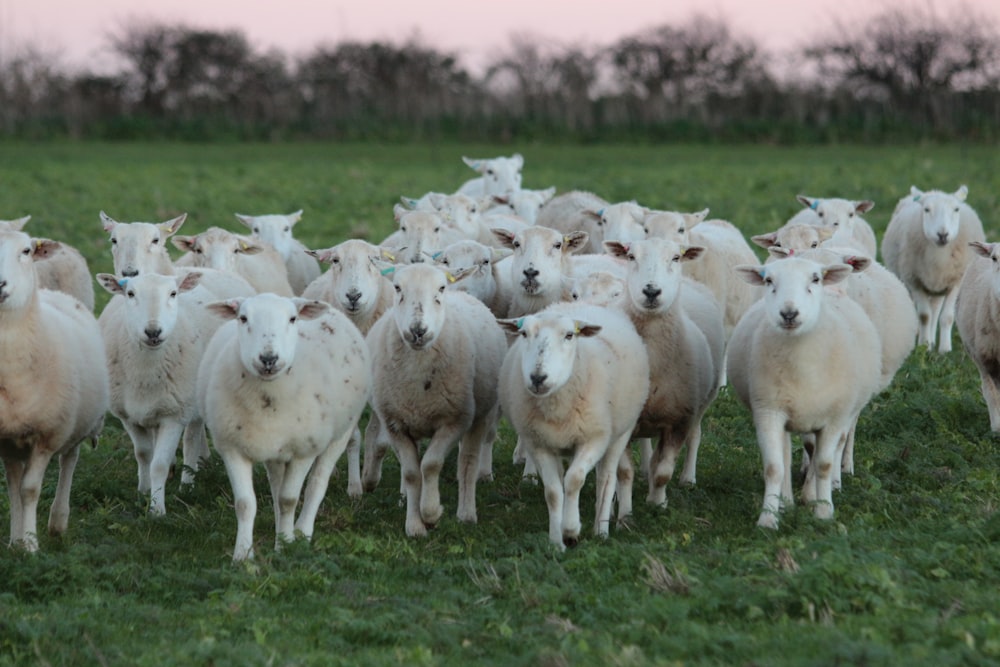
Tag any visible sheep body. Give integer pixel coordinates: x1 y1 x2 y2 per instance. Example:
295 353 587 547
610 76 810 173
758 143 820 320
956 242 1000 432
498 301 650 549
362 264 507 537
727 258 882 528
0 231 110 550
786 196 878 256
234 210 321 294
881 185 984 352
198 294 371 561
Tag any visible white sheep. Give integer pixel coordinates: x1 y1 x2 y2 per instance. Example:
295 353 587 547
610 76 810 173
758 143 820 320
603 238 725 512
643 209 760 338
234 210 321 294
0 216 95 310
536 191 646 254
198 293 371 561
381 207 465 264
433 239 513 318
881 185 985 353
485 186 557 223
571 270 626 307
302 239 396 336
727 258 882 528
491 225 588 317
362 263 507 537
173 226 295 297
96 271 220 515
498 301 650 550
456 153 523 197
785 195 878 257
751 223 835 259
0 230 110 551
956 241 1000 432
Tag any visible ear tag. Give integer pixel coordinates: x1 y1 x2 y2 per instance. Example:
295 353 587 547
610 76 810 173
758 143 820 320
515 318 525 330
574 325 581 334
446 272 457 283
380 267 396 276
810 200 819 211
117 279 128 288
431 251 442 260
383 250 396 262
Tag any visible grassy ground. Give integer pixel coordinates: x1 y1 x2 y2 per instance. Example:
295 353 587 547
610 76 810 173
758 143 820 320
0 142 998 666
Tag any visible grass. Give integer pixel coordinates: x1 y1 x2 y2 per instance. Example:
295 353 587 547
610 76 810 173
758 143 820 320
0 141 999 666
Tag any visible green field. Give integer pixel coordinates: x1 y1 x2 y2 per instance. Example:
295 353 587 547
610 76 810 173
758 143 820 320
0 142 999 666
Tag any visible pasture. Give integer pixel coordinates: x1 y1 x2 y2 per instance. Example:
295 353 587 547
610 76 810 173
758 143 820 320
0 141 999 666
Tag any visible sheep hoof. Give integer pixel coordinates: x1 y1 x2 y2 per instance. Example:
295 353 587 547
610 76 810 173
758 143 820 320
756 513 779 530
562 534 579 549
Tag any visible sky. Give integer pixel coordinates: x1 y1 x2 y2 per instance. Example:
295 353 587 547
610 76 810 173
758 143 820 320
1 0 997 73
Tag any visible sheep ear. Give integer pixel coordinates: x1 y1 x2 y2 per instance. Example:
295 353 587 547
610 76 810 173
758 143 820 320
573 321 602 338
206 299 243 320
5 215 31 231
563 231 589 254
491 227 517 249
172 235 197 253
603 241 629 258
796 194 816 210
540 186 556 202
582 209 602 222
236 238 264 256
512 153 524 169
970 241 995 259
426 193 448 210
100 210 118 233
160 213 187 236
687 208 710 227
96 273 124 295
816 227 835 242
462 156 483 173
910 186 923 200
287 209 303 224
735 265 767 285
751 232 777 249
680 245 705 262
854 200 875 215
497 318 524 335
768 247 791 260
379 247 398 263
31 238 61 260
841 255 871 273
445 266 477 285
392 203 408 222
234 213 254 229
399 196 420 210
954 185 968 202
177 271 203 292
293 298 330 320
373 259 397 277
491 247 513 263
306 247 331 262
821 264 853 285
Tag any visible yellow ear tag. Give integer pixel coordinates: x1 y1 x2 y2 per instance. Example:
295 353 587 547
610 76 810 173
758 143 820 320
383 250 396 262
35 239 43 249
239 241 248 251
446 272 457 283
574 325 581 334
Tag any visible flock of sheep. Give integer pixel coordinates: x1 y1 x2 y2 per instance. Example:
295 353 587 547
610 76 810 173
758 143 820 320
0 152 993 560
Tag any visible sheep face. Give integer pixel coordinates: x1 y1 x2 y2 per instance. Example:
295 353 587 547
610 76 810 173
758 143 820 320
173 227 263 272
605 238 702 313
235 211 302 259
0 230 41 309
390 264 450 351
752 224 833 256
433 194 481 239
499 226 587 298
572 270 625 307
393 210 449 264
736 258 852 334
503 314 601 397
98 272 202 349
208 293 329 380
462 154 523 196
434 240 500 304
101 212 187 278
913 187 968 247
642 209 709 242
311 239 388 316
970 242 1000 297
590 202 647 246
507 187 556 223
797 196 873 235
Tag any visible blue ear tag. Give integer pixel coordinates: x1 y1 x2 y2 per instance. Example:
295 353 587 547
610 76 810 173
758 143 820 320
913 195 921 201
380 267 395 276
810 200 819 211
515 318 525 330
431 251 442 260
117 279 128 288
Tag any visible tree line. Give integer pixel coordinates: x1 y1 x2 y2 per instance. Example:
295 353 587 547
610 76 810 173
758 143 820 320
2 6 998 143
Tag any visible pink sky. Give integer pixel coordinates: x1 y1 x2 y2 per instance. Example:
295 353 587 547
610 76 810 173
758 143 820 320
1 0 996 73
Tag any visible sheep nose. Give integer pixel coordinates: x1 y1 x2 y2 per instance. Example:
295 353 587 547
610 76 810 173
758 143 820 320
409 323 427 340
780 308 799 324
144 326 162 341
346 289 362 306
937 231 950 244
523 267 539 279
259 352 279 369
529 372 547 390
642 284 661 300
121 268 139 278
410 253 425 264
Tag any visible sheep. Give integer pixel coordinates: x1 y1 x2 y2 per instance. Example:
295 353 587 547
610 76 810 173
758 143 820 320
881 185 985 353
433 239 513 318
361 263 507 537
456 153 523 197
0 230 110 551
603 238 725 512
956 241 1000 432
234 210 321 294
643 209 760 338
0 216 95 310
485 186 557 223
401 192 499 247
785 195 878 256
173 226 295 297
751 223 835 259
571 270 626 307
198 293 371 561
303 239 396 336
491 225 588 318
96 271 226 515
535 191 646 254
381 207 465 264
727 257 882 528
498 302 650 550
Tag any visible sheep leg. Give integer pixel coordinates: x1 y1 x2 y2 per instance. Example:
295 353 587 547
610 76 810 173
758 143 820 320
809 427 844 520
15 448 56 552
914 293 943 350
531 446 567 550
180 419 210 485
3 458 25 546
615 447 635 524
457 415 493 524
390 432 427 537
123 422 154 496
678 419 704 486
270 457 314 550
149 419 186 515
755 409 790 530
361 413 390 493
638 437 653 479
420 423 465 528
594 431 632 538
297 428 356 537
937 288 959 353
514 436 540 480
344 426 362 498
221 451 257 561
47 444 81 537
562 437 608 546
979 371 1000 432
647 426 684 507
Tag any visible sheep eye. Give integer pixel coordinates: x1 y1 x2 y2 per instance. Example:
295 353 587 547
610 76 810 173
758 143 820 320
810 242 819 248
812 275 821 284
486 169 495 176
126 290 135 298
289 316 297 324
394 285 401 294
111 237 118 245
597 219 605 227
627 253 636 261
440 258 449 266
672 254 681 262
21 246 31 256
169 290 178 298
512 241 521 249
400 226 408 233
763 277 773 286
954 207 960 213
817 212 824 218
925 207 931 213
238 315 248 324
434 227 441 233
283 226 290 232
519 330 527 338
195 248 203 254
151 238 160 245
253 227 260 233
564 332 574 340
553 242 562 250
438 285 446 294
773 242 782 248
330 257 340 265
678 227 685 234
832 222 840 227
849 212 855 218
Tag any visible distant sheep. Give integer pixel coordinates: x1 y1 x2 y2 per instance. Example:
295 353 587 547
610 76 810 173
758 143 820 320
785 195 878 257
234 210 321 294
536 191 645 254
956 241 1000 432
0 230 110 551
0 215 94 310
433 239 513 318
751 223 835 259
881 185 985 353
362 264 507 537
456 153 523 197
381 207 465 264
199 294 371 561
173 226 295 297
498 301 650 549
486 186 557 223
727 258 882 528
